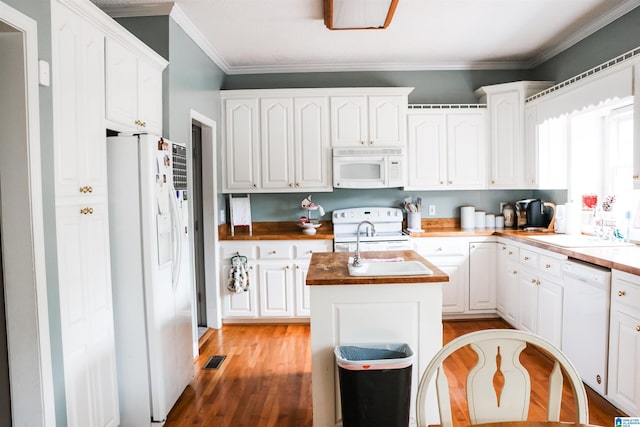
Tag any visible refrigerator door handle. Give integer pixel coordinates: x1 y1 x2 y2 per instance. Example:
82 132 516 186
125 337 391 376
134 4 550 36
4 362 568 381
170 186 183 290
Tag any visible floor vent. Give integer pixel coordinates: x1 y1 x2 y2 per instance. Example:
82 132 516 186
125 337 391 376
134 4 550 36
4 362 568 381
203 355 226 370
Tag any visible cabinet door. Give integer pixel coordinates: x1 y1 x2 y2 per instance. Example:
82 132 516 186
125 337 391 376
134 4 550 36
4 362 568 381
496 243 507 315
469 242 496 310
406 113 446 189
488 90 525 188
259 263 294 317
56 203 119 427
221 263 258 318
105 38 138 130
294 97 331 191
294 263 311 317
517 270 538 333
608 309 640 415
261 98 294 189
330 96 368 146
504 261 520 326
368 95 405 146
537 278 563 348
137 59 163 135
224 98 260 190
52 6 107 199
447 112 486 189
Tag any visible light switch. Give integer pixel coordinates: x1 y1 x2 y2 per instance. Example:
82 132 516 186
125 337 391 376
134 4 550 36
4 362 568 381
38 60 50 87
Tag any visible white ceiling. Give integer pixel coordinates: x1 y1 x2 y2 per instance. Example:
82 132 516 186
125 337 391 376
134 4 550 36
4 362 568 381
91 0 640 75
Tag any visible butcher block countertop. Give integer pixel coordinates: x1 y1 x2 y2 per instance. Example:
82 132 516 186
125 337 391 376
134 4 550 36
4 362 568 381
305 250 449 285
219 219 640 276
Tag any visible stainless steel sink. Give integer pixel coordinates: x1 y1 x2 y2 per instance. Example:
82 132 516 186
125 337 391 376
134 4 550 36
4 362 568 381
527 234 634 248
348 260 433 276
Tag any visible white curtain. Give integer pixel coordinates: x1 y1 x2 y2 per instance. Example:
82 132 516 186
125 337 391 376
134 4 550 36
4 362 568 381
535 65 634 124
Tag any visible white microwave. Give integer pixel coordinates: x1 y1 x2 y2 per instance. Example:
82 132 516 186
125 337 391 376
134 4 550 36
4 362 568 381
332 147 405 189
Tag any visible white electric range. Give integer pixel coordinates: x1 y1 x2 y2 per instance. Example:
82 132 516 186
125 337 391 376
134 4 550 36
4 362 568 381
332 207 411 252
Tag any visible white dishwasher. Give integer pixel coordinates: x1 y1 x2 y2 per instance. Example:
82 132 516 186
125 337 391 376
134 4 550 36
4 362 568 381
562 259 611 395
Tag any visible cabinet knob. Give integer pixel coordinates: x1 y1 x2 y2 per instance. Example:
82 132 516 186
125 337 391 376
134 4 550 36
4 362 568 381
270 250 276 254
491 180 495 184
436 247 442 252
360 141 365 145
501 246 506 250
508 251 513 255
618 290 626 297
285 265 290 269
249 265 254 270
531 279 537 284
634 174 639 180
512 270 517 275
471 245 475 249
79 186 93 193
295 265 300 269
636 325 640 332
524 256 530 261
448 180 453 184
308 250 313 254
295 183 300 187
440 181 444 184
289 183 294 187
545 264 551 269
369 141 374 145
80 207 93 215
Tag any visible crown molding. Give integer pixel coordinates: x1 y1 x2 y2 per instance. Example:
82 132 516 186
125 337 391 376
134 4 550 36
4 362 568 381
95 1 231 73
527 0 640 68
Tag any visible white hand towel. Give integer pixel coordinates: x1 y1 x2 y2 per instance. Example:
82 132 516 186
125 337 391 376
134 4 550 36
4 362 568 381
231 197 251 226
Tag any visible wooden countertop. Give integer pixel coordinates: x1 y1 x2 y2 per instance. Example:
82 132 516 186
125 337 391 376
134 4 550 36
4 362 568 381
306 250 449 285
219 220 640 275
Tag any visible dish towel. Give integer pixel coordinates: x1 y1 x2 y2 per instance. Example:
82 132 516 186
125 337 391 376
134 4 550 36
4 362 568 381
230 195 252 236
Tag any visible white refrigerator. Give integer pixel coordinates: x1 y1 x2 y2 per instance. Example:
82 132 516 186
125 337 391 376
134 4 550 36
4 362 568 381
107 133 194 426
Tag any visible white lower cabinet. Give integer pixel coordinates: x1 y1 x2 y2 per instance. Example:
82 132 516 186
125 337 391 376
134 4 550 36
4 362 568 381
413 236 496 315
498 240 565 348
469 242 497 310
220 240 332 321
608 270 640 415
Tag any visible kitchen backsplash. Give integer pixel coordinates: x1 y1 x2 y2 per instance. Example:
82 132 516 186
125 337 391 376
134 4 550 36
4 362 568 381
221 189 568 223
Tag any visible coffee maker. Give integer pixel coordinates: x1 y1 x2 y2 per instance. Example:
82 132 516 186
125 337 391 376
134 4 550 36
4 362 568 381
515 199 556 231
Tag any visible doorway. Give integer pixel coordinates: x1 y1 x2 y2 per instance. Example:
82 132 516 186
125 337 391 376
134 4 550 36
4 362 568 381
192 123 207 335
0 2 55 425
189 110 221 358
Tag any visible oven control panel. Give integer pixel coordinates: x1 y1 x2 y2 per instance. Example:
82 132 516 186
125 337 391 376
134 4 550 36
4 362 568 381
332 207 403 224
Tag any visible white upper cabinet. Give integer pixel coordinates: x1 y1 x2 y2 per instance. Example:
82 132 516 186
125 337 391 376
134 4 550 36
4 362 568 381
224 98 261 191
475 81 553 189
52 3 107 200
105 37 166 135
331 94 408 146
406 108 486 190
294 97 331 190
222 88 411 192
634 63 640 189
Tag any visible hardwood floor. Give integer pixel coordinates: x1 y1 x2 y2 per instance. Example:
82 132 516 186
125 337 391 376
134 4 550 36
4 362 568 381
164 319 624 427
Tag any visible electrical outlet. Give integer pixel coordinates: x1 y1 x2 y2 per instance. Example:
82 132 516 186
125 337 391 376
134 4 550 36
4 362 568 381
428 205 436 216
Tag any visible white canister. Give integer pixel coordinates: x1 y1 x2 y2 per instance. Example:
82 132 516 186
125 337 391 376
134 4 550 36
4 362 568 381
485 214 495 229
475 211 486 230
495 215 505 229
460 206 475 230
407 212 422 231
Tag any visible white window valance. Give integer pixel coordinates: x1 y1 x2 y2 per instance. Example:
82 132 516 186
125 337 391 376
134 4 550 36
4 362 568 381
534 65 634 123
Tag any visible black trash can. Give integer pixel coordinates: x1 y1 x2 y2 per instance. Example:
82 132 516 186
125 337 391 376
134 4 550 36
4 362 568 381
335 343 414 427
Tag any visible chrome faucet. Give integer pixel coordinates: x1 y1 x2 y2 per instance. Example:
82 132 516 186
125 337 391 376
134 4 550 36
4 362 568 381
352 220 376 267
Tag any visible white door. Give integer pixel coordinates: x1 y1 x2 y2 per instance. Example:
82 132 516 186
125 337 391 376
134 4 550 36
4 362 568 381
137 59 163 135
259 263 294 317
368 95 405 146
469 242 496 310
537 278 563 348
517 270 538 333
447 112 486 188
294 263 312 317
261 97 294 189
406 113 446 189
330 96 368 146
489 90 525 188
294 97 331 190
608 309 640 415
105 37 138 130
224 98 261 190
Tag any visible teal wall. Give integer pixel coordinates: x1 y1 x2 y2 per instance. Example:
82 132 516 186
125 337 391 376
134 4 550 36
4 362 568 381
2 0 66 424
532 6 640 83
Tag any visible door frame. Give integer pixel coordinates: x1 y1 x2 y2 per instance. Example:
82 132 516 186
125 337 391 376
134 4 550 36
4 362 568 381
0 1 56 425
190 109 221 339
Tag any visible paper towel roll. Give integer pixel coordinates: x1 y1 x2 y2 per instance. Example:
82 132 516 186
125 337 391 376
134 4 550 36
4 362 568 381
461 206 475 230
475 211 486 230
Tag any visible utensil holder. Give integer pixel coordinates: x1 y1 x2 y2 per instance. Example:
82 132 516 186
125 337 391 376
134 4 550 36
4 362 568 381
407 212 421 230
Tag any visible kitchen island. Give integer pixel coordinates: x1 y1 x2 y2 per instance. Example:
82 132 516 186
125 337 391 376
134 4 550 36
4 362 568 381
306 250 449 427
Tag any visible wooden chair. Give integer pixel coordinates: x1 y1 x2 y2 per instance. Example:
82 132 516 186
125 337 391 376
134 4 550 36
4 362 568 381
416 329 589 427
